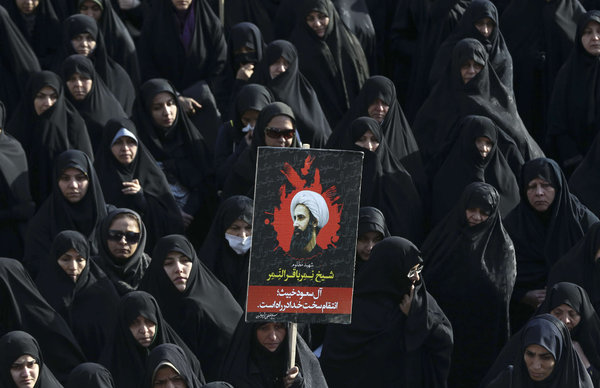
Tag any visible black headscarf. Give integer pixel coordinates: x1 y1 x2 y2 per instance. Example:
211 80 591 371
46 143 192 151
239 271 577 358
7 70 93 207
59 14 135 113
320 237 453 387
95 117 184 250
430 115 521 223
250 40 332 147
23 149 107 278
0 101 35 258
347 117 425 243
289 0 369 127
224 0 277 43
35 230 119 362
61 54 127 152
0 258 86 383
93 208 150 295
66 363 115 388
143 344 203 388
138 0 227 91
483 314 593 388
100 290 204 388
422 182 516 387
355 206 390 273
228 22 265 73
570 127 600 218
0 331 62 388
547 11 600 168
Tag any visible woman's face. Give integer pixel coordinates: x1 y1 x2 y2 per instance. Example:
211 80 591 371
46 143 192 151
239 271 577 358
57 248 86 283
460 59 483 84
550 303 581 331
581 21 600 56
151 92 178 128
153 366 187 388
367 98 389 123
354 129 380 152
15 0 39 14
71 33 97 56
269 56 289 79
225 219 252 239
171 0 191 11
33 86 58 116
129 315 156 348
66 73 93 101
407 263 422 284
58 167 89 203
106 215 141 261
356 231 383 262
526 178 556 212
79 0 102 21
475 136 492 158
264 115 294 147
10 355 39 388
111 136 138 165
306 10 329 38
163 251 193 292
475 17 495 38
465 207 490 226
256 322 287 352
524 344 555 382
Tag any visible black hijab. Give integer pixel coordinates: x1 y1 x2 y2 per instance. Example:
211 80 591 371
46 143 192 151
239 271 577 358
62 54 127 152
95 117 184 250
228 22 265 75
138 0 227 91
423 182 516 387
289 0 369 127
35 230 120 362
570 127 600 218
0 258 86 383
355 206 390 273
484 314 593 388
0 331 62 388
143 344 203 388
430 115 521 223
66 363 115 388
100 291 204 388
224 0 277 43
320 237 453 388
7 70 93 207
250 40 332 147
547 11 600 168
140 234 242 381
23 149 107 278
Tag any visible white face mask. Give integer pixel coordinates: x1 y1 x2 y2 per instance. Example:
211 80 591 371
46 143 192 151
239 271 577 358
242 123 254 133
225 233 252 255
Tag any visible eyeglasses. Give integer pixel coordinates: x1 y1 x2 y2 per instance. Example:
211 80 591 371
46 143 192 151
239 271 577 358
107 230 141 244
407 264 423 279
265 127 295 140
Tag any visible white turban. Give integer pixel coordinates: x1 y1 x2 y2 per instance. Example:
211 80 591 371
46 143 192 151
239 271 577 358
290 190 329 229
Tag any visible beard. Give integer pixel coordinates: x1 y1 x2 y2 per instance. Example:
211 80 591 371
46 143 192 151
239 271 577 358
289 225 315 258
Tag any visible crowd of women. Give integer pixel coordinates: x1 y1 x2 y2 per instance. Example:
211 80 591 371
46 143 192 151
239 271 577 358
2 0 600 386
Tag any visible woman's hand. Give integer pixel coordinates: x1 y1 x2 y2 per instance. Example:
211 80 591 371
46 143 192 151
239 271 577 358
180 210 194 229
178 96 202 115
521 289 546 308
236 63 254 80
399 284 415 316
283 366 299 388
122 179 141 195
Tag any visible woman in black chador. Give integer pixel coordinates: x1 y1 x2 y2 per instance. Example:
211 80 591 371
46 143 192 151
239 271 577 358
142 344 203 388
66 363 116 388
570 132 600 219
422 182 516 388
320 237 453 388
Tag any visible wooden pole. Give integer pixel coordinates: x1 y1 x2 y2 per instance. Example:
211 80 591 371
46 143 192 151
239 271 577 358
219 0 224 25
288 322 298 370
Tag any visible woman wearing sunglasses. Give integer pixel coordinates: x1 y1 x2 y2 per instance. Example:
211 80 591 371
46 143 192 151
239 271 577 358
94 208 150 295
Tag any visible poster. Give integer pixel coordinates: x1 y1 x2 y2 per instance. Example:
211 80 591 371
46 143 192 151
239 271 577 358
246 147 363 324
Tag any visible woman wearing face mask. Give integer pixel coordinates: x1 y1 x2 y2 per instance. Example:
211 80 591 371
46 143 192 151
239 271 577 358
140 235 242 382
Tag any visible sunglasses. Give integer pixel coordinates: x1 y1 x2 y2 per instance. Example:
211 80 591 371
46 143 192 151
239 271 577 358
107 230 141 244
265 127 295 140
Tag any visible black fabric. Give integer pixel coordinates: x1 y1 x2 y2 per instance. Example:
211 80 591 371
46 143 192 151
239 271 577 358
547 11 600 169
500 0 585 144
413 38 544 170
430 115 521 223
422 182 516 388
140 234 242 381
143 344 203 388
23 149 108 279
537 282 600 387
347 117 425 243
331 0 377 72
99 290 205 388
0 5 41 116
221 101 301 200
0 102 35 259
429 0 512 90
320 237 453 388
220 318 327 388
224 1 277 43
66 363 115 388
35 230 119 362
94 117 184 251
355 206 390 273
7 70 93 207
483 314 593 388
570 130 600 218
0 258 86 383
138 0 227 91
59 14 135 113
0 331 63 388
504 158 599 328
199 195 252 306
61 54 127 152
250 40 331 147
93 208 151 295
289 0 369 128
